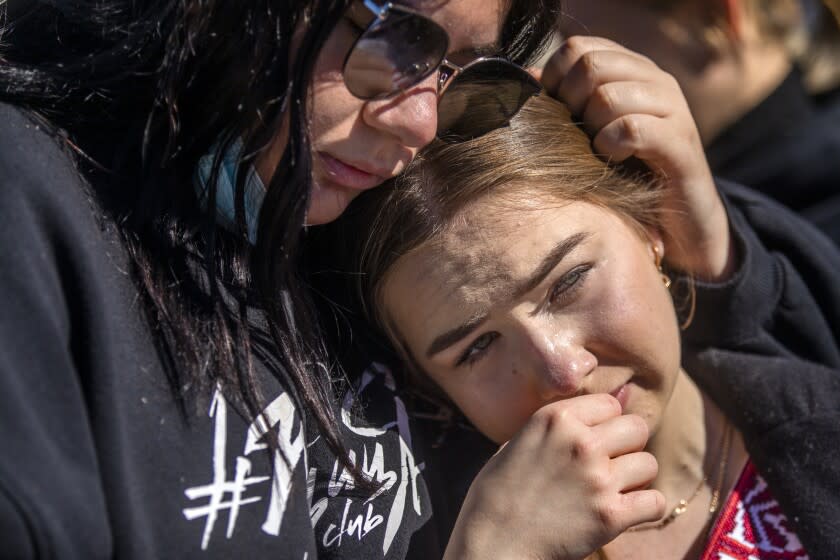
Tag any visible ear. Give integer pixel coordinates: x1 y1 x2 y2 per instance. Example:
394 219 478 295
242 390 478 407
718 0 745 42
644 227 666 264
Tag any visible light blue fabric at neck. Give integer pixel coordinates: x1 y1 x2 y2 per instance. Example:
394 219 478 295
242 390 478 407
195 137 266 244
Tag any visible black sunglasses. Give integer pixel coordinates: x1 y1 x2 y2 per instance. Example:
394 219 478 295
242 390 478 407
342 0 542 142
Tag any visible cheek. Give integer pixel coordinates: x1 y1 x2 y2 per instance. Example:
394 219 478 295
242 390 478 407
593 273 680 372
309 84 362 148
432 363 534 445
308 28 365 146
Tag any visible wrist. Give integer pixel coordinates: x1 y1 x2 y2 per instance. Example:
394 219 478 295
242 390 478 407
668 191 739 282
445 507 537 560
693 225 738 282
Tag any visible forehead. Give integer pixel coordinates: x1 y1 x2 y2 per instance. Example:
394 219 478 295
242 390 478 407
381 197 652 360
403 0 506 51
382 198 606 346
388 197 575 305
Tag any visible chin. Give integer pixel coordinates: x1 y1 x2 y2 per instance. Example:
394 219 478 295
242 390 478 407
630 399 665 435
306 183 356 225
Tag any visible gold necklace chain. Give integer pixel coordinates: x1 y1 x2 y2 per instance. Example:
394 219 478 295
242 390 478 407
596 421 734 560
625 477 705 532
629 421 733 532
707 420 734 518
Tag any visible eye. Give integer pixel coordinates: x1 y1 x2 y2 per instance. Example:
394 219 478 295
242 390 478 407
456 332 499 367
549 264 592 307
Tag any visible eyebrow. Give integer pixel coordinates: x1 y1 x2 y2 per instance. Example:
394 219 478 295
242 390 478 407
512 232 591 299
424 231 591 358
425 313 489 359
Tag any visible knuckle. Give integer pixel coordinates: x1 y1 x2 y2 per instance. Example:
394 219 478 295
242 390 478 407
577 52 600 87
562 35 588 58
584 465 611 492
570 434 600 460
596 500 624 533
532 403 572 433
621 115 644 145
592 84 618 114
529 407 553 433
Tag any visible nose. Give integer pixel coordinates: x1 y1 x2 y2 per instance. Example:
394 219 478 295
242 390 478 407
362 72 439 148
524 328 597 400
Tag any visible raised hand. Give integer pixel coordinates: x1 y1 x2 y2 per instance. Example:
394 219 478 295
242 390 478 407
539 36 737 281
445 394 664 560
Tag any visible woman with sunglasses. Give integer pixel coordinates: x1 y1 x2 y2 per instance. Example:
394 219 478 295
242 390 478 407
0 1 552 557
0 0 812 558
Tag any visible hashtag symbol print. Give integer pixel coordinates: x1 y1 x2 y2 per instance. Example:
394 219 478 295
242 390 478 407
183 391 270 550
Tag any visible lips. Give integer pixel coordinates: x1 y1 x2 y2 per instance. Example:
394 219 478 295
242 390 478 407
609 382 631 411
316 152 389 191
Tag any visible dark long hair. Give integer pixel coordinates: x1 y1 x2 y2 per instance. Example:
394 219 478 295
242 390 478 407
0 0 556 465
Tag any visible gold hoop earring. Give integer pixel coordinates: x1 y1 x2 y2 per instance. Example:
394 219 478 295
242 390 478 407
652 245 671 289
679 281 696 331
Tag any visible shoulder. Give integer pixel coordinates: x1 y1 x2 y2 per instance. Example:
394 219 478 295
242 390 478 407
0 103 102 232
0 103 81 188
0 103 122 273
0 103 132 340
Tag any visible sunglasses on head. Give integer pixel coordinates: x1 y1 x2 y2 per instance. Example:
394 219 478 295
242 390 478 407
342 0 542 142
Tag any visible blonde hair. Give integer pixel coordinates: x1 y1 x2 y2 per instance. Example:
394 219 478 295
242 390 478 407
346 94 665 341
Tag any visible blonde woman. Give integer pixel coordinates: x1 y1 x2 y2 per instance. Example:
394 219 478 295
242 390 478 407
318 93 840 558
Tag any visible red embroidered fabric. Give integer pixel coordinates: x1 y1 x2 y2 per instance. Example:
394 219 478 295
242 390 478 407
701 461 808 559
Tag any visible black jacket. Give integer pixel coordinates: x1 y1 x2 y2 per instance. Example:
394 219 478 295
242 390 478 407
0 104 436 559
683 181 840 559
